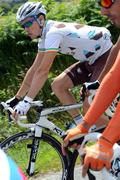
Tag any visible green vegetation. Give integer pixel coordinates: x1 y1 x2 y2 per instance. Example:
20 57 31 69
6 138 64 176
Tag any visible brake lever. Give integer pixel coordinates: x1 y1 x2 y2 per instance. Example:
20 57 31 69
7 110 13 126
0 102 14 126
62 133 84 146
0 103 5 115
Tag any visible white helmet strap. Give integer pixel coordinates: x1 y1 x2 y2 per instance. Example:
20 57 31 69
34 15 44 29
36 18 44 29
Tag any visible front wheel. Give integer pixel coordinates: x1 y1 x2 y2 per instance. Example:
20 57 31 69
0 131 68 180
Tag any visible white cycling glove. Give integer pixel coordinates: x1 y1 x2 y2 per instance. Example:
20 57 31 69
80 80 100 101
14 96 33 115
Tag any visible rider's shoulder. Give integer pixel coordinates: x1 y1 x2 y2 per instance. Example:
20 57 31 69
86 24 111 33
44 20 63 35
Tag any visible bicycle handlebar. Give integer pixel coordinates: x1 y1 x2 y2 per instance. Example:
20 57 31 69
0 100 83 129
1 100 43 111
0 101 39 128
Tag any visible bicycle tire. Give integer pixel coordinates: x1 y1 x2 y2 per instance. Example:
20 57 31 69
68 128 103 180
0 130 68 180
68 138 84 180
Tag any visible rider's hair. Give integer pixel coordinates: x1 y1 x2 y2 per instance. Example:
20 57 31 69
37 13 46 20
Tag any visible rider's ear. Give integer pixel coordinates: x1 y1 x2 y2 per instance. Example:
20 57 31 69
38 14 45 26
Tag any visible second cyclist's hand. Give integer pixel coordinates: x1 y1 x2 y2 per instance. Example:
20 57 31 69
13 96 33 120
82 137 113 177
62 122 90 155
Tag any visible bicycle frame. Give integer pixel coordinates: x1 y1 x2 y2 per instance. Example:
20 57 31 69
36 102 83 137
1 101 83 177
1 101 120 179
5 101 83 138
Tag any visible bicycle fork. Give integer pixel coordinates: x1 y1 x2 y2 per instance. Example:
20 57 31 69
26 126 42 176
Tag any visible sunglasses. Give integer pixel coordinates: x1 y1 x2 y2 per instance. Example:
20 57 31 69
21 18 36 29
97 0 115 8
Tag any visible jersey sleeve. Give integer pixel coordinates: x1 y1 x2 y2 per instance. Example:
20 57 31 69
38 38 45 52
38 31 63 52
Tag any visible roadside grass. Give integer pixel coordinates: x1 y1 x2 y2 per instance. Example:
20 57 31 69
5 137 64 176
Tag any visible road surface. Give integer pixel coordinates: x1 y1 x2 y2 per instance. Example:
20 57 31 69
29 166 103 180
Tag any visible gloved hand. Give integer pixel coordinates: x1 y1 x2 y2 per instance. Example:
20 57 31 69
62 121 90 155
14 96 33 116
80 80 100 101
6 96 20 108
82 136 113 177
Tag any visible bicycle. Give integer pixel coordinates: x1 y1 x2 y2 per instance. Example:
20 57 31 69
0 100 83 180
0 94 119 180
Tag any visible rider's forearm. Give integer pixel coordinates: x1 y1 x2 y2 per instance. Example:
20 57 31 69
102 101 120 144
26 69 49 99
98 44 119 82
24 51 56 99
16 66 35 98
83 50 120 126
16 52 44 98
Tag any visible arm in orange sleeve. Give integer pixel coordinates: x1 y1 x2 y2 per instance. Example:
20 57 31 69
84 49 120 126
82 100 120 175
82 101 120 176
102 101 120 144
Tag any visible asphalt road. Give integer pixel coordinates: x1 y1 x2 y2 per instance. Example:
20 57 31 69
29 166 102 180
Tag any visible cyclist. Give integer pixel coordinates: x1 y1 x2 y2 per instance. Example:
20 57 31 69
7 2 113 126
0 148 27 179
63 0 120 177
